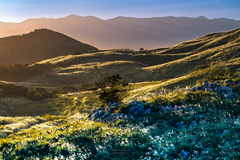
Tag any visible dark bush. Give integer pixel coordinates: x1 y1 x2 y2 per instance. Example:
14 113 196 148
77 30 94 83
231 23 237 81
60 85 78 94
49 90 60 98
205 67 233 82
0 63 52 81
35 88 49 97
26 87 57 101
0 83 58 100
27 89 46 101
94 74 128 105
0 84 28 97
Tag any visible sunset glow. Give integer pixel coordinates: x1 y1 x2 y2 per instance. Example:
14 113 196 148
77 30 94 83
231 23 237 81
0 0 239 22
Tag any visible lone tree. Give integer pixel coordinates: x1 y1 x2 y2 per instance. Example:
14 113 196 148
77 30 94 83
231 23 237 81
140 48 145 53
93 74 128 105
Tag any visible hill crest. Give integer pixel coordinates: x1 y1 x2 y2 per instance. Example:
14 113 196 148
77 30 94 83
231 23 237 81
0 29 98 64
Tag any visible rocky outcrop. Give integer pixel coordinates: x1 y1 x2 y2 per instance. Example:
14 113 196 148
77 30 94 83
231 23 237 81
87 101 154 123
160 105 180 113
182 150 190 159
188 80 238 100
86 79 239 123
88 110 105 121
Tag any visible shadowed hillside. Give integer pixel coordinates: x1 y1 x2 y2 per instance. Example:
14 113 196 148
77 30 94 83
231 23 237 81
0 29 97 64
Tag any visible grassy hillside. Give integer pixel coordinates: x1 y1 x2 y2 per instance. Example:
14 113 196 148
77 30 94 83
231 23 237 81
0 28 240 159
18 28 238 88
0 28 238 116
0 29 97 64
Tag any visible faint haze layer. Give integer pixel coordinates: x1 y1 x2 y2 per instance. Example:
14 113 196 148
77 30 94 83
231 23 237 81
0 0 239 22
0 15 239 50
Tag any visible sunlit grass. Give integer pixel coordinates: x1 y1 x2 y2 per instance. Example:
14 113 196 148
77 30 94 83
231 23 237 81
0 27 240 159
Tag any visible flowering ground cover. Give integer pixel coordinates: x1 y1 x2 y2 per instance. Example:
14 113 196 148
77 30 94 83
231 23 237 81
1 87 240 159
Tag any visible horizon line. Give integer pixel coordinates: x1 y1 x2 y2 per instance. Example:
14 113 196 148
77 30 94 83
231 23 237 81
1 14 240 23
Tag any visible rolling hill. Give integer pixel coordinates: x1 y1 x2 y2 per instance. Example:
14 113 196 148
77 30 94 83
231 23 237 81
0 28 240 159
0 15 239 49
0 27 239 116
0 29 97 64
22 27 238 88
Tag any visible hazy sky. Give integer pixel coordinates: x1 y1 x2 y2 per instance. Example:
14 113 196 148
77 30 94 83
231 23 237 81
0 0 239 22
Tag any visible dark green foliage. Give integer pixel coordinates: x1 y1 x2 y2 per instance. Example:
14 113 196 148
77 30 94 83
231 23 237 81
0 62 76 81
0 84 28 97
59 85 78 94
49 90 60 98
0 83 59 101
232 85 240 93
205 67 233 82
94 74 128 105
117 105 132 113
27 88 47 101
233 79 240 84
89 87 98 91
0 63 53 81
184 91 219 104
26 88 58 101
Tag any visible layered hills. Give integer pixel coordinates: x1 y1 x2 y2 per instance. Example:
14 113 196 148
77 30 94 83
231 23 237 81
0 15 239 49
0 28 240 159
24 27 239 89
0 29 97 64
0 27 239 115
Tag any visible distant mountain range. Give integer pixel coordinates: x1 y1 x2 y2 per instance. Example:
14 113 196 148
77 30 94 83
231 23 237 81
0 15 239 49
0 29 97 64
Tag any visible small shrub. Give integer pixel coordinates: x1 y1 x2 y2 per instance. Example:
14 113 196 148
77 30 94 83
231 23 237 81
60 85 78 94
94 74 128 105
89 87 98 91
49 90 59 98
26 87 56 101
205 67 233 82
0 84 28 97
117 105 131 113
26 89 46 101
